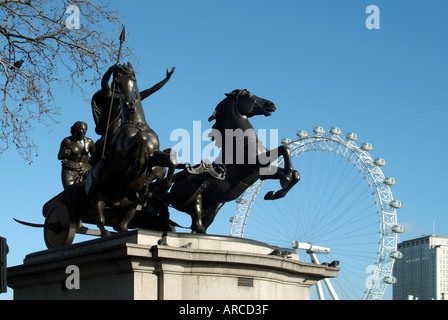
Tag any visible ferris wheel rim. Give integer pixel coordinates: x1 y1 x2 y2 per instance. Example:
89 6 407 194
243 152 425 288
230 128 403 300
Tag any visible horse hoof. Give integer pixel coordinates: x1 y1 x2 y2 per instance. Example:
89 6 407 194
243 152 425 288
191 228 206 234
101 230 111 237
99 227 110 238
292 170 301 184
265 190 288 200
264 191 276 200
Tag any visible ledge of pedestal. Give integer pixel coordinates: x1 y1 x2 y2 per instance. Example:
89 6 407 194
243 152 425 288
8 229 338 300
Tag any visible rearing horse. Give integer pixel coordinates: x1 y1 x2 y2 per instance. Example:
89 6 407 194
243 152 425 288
164 89 300 233
85 63 176 237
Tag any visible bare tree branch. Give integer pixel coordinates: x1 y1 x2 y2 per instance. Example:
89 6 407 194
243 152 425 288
0 0 133 163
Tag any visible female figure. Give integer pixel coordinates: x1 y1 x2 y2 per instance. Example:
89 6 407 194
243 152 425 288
58 121 96 189
91 64 175 162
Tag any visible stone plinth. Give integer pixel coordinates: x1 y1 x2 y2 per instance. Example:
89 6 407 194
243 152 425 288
7 230 338 300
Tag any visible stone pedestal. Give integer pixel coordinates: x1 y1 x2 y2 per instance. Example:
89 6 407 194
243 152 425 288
7 230 338 300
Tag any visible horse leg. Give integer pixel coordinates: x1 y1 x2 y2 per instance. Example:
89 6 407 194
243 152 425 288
189 194 206 234
119 131 150 181
260 166 300 200
118 206 136 233
134 131 153 175
151 149 177 192
258 145 293 175
201 202 224 232
278 145 294 173
257 145 300 200
92 197 111 237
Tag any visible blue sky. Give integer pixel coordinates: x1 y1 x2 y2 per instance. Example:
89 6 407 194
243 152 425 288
1 0 447 300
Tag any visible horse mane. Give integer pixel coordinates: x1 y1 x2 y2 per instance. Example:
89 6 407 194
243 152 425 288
206 98 226 148
208 89 247 130
114 62 136 80
207 90 256 149
208 98 230 129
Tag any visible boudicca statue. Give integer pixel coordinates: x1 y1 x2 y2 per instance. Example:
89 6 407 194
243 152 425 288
14 29 300 248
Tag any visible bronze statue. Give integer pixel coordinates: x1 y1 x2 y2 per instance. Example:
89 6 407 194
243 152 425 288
85 63 177 237
15 86 301 246
161 89 300 233
58 121 96 189
91 64 175 163
13 29 301 247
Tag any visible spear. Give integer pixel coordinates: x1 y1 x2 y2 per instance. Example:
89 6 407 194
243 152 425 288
101 25 126 160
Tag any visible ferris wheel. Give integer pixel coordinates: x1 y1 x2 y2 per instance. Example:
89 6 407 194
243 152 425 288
230 126 405 300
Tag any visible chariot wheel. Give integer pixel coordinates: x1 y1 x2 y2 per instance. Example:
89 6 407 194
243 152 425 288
43 200 77 249
230 126 405 300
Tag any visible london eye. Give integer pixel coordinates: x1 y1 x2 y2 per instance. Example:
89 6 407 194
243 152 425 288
230 126 404 300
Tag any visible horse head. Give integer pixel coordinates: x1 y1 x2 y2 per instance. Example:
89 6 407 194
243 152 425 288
207 89 277 151
208 89 276 123
113 63 140 115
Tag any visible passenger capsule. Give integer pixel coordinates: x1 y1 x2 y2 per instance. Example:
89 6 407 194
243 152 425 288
390 251 403 259
383 177 397 186
383 276 397 284
296 130 308 138
236 198 246 205
346 132 358 141
360 143 374 151
330 127 342 135
390 200 403 209
229 217 241 223
281 138 292 145
392 225 405 234
374 158 387 167
313 126 325 135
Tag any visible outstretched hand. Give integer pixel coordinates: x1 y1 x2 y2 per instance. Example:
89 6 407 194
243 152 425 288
166 67 175 78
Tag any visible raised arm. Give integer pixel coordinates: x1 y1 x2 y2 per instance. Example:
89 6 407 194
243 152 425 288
101 64 117 95
140 67 175 101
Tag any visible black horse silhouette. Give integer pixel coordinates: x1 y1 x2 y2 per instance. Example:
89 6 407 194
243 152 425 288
85 63 176 237
163 89 300 233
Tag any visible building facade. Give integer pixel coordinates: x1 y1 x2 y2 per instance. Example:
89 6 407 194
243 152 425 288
393 235 448 300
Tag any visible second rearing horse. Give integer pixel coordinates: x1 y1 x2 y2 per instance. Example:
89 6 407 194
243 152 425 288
85 63 176 237
164 89 300 233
